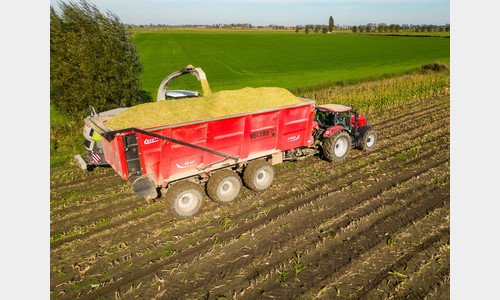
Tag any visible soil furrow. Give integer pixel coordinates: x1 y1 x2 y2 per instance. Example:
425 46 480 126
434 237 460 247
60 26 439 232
205 169 450 299
248 184 449 299
419 276 450 300
372 101 447 128
149 167 449 299
50 169 118 190
384 243 450 300
51 194 144 235
350 231 449 299
305 205 449 299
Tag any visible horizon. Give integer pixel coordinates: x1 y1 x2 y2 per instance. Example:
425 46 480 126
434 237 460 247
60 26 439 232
49 0 450 27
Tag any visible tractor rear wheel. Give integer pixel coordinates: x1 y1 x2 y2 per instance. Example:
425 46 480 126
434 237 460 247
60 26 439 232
322 131 352 162
207 169 242 204
243 160 275 191
165 181 204 217
359 128 377 151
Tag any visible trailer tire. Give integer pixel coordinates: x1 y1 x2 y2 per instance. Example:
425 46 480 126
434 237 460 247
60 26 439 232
166 181 204 217
322 131 352 163
206 170 242 204
358 127 377 151
243 160 275 191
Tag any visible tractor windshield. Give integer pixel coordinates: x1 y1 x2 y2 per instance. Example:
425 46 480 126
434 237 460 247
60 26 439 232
315 109 335 127
336 111 352 127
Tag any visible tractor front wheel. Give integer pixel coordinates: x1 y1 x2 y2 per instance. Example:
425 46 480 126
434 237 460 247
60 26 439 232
207 169 242 204
165 181 204 217
322 131 352 162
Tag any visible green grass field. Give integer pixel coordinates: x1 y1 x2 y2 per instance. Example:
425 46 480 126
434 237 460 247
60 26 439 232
132 30 450 96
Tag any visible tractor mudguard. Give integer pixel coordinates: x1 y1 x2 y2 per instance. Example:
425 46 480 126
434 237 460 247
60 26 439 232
354 125 373 144
357 125 373 136
323 125 346 138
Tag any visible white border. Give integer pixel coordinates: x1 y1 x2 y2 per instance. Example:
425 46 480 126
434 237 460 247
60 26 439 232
0 0 49 298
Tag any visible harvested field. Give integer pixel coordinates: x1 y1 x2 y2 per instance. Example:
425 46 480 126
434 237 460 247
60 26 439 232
50 93 450 299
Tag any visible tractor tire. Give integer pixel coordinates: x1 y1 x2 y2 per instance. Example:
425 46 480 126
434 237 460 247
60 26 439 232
206 169 242 204
358 128 377 151
322 131 352 163
243 160 275 191
165 181 204 217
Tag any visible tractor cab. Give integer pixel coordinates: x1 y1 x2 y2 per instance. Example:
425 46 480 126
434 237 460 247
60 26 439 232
315 104 365 131
312 103 376 162
313 103 374 154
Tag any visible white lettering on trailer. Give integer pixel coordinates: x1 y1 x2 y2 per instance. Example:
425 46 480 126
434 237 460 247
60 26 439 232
287 135 300 142
176 160 196 169
144 137 159 145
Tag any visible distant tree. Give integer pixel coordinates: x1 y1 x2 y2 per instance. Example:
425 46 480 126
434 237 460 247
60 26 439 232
50 0 147 117
445 24 450 32
377 25 383 33
328 16 334 32
427 25 433 32
366 25 371 33
314 25 320 33
295 25 300 33
322 26 328 34
395 25 401 33
389 24 396 33
305 26 310 34
359 25 365 33
352 25 358 33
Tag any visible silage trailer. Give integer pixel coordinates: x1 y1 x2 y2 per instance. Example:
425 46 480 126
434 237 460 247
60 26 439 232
74 66 377 216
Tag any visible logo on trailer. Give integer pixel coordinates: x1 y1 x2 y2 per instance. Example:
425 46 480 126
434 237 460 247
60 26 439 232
250 128 276 140
176 159 196 169
287 134 300 142
144 137 159 145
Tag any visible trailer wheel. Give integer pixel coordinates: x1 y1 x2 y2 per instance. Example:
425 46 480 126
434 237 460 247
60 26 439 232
243 160 275 191
206 170 242 204
358 128 377 151
165 181 204 217
322 131 352 162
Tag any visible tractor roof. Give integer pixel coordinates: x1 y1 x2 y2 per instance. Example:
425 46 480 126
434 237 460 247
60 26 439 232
317 104 352 113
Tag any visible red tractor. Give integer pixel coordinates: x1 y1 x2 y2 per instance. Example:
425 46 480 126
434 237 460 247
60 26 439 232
313 104 377 162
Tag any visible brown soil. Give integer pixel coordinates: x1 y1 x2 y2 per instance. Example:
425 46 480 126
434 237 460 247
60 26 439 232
50 95 450 299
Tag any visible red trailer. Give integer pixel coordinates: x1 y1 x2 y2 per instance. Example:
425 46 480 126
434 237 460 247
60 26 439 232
75 66 378 216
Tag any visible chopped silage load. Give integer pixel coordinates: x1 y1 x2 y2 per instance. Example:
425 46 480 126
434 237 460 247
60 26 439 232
105 87 302 130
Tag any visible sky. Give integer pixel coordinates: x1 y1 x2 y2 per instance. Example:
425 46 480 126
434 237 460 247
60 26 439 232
49 0 450 26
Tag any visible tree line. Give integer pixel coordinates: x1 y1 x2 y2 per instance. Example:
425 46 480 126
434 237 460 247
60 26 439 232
351 23 450 33
294 16 334 34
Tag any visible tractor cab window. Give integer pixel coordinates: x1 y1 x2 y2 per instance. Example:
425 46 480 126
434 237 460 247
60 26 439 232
336 111 352 127
315 109 335 127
